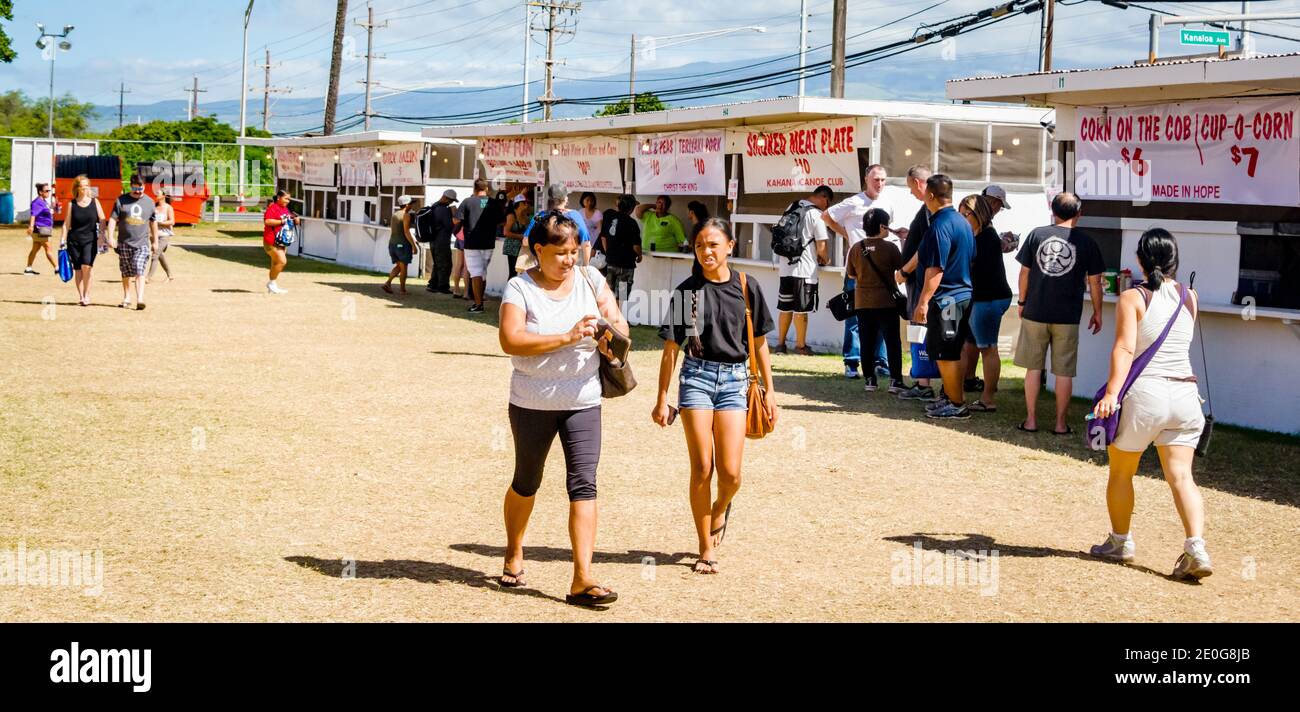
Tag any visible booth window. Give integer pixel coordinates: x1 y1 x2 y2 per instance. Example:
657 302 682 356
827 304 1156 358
428 145 461 181
991 125 1044 184
462 147 478 181
937 122 987 181
880 120 934 177
1237 224 1300 310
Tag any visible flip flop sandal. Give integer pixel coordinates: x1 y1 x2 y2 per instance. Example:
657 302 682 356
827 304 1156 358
1016 422 1038 433
565 586 618 607
1052 426 1074 436
499 568 526 588
710 502 733 546
968 401 997 412
382 284 394 294
692 559 719 575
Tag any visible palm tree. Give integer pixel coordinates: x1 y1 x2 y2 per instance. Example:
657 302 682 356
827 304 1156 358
323 0 349 134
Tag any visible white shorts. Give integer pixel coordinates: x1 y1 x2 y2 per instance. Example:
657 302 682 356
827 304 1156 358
1112 377 1205 452
465 249 493 278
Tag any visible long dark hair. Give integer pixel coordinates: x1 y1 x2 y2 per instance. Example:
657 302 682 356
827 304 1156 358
686 218 736 358
862 207 891 239
1136 228 1179 289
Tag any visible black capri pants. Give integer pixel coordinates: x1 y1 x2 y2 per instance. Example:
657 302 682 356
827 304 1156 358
508 404 601 502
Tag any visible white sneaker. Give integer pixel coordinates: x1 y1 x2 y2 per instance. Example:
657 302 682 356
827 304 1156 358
267 281 288 295
1173 542 1213 580
1089 533 1135 562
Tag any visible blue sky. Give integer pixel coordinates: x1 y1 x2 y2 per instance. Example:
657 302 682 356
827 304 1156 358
5 0 1300 112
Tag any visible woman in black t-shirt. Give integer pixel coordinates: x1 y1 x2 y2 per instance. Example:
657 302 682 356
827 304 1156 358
652 219 777 575
958 194 1013 412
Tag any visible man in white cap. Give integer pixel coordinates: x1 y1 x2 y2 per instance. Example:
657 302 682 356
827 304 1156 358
383 196 420 295
424 189 458 294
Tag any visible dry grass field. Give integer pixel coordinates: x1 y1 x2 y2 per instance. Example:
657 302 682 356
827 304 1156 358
2 224 1298 622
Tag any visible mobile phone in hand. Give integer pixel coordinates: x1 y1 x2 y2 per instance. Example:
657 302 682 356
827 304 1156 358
595 318 631 363
667 405 679 426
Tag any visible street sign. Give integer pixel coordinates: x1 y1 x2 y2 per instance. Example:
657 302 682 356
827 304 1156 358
1180 28 1231 47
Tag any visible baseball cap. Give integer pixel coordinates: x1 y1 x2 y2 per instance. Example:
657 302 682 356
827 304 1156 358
442 189 458 200
982 184 1011 209
397 195 412 206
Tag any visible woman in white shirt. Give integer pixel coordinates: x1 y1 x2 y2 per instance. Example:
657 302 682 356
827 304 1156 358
149 192 176 282
498 210 629 607
1090 228 1212 580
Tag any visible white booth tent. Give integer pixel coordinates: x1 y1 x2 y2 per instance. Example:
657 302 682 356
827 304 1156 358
239 131 476 276
7 138 99 222
948 52 1300 434
423 96 1054 352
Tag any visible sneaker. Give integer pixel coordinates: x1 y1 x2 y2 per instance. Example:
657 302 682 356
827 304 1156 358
23 268 39 275
1172 543 1214 580
888 379 906 395
120 300 133 309
897 384 934 401
863 375 878 392
773 343 788 355
844 365 860 380
925 394 952 413
964 377 985 393
467 304 485 313
926 402 971 420
1089 533 1136 562
875 364 891 379
267 281 288 295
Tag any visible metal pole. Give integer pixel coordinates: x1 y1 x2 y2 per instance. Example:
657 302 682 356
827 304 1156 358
1241 1 1254 56
629 34 636 115
48 49 56 138
1040 0 1055 72
798 0 808 97
830 0 846 98
544 4 557 121
263 48 272 132
1148 14 1161 64
239 6 250 208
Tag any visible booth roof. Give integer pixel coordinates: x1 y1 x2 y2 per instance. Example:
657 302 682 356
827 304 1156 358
947 51 1300 107
238 130 473 149
419 96 1051 141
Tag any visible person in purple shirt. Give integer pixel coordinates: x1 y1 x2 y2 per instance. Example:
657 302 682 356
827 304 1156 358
24 183 58 275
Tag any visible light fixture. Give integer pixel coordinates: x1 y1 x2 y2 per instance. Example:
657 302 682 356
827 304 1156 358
551 146 559 156
333 154 339 161
443 158 449 164
904 148 913 157
996 149 1004 156
36 38 48 50
63 25 75 34
431 149 437 157
36 23 44 32
1012 137 1021 146
59 41 71 51
374 149 382 158
641 139 651 153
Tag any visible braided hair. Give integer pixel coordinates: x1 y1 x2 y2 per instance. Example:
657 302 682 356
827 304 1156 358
685 218 736 358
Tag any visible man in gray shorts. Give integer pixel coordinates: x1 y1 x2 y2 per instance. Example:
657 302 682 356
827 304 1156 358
1013 192 1106 435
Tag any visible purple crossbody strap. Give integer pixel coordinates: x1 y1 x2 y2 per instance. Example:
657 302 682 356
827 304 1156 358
1116 284 1188 399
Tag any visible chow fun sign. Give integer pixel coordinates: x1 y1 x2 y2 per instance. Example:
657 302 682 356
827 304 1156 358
1076 97 1299 206
480 138 538 182
740 119 863 194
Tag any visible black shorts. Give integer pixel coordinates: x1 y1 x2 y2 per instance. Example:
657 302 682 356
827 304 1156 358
66 238 98 269
925 295 972 362
778 276 818 314
389 242 413 265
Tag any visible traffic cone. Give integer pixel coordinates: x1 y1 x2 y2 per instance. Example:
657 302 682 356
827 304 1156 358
237 194 246 213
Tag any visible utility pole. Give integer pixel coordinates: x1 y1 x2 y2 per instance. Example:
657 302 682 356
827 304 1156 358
184 76 207 121
356 1 388 130
628 34 636 115
324 0 350 135
528 1 581 121
1239 1 1254 56
239 0 254 212
116 82 131 128
257 48 292 132
1038 0 1056 72
798 0 809 96
830 0 846 98
523 1 531 123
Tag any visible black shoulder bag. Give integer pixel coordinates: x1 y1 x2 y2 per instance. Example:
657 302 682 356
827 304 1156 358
863 246 909 321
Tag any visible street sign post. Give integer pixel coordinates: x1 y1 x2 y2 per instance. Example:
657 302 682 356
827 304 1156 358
1180 28 1230 47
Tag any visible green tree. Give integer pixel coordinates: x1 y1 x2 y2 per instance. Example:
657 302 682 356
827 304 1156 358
102 117 275 197
595 92 667 117
0 0 16 64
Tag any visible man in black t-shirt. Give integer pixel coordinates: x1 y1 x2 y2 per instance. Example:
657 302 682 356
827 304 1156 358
894 165 936 401
601 194 643 306
424 190 458 294
1013 192 1106 435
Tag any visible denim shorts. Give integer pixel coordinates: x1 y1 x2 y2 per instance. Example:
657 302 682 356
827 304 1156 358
968 298 1012 349
679 356 749 411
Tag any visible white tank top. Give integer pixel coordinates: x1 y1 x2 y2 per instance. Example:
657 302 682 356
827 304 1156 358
1134 281 1195 380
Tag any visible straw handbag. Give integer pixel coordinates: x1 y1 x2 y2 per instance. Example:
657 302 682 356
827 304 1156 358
739 272 774 439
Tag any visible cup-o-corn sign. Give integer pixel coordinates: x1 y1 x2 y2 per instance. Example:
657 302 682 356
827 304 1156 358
1076 97 1299 206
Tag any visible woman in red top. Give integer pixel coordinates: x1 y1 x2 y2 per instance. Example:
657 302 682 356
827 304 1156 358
263 190 294 294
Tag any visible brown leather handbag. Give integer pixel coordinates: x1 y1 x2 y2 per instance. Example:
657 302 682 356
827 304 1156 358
579 266 637 398
739 272 774 439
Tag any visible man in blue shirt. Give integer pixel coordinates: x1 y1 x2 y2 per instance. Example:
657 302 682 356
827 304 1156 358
913 174 975 420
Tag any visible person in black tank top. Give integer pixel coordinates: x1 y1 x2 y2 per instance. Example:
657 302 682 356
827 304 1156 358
62 176 107 306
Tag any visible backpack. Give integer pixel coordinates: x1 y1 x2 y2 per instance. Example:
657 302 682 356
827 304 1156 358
275 216 297 247
413 205 438 243
771 201 812 264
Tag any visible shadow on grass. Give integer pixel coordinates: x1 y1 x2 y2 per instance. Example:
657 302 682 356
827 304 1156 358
181 244 373 275
881 532 1183 583
773 358 1300 509
450 543 697 570
285 555 566 604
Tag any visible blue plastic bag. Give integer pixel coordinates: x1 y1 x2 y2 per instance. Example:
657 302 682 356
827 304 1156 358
57 247 73 283
910 341 940 380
